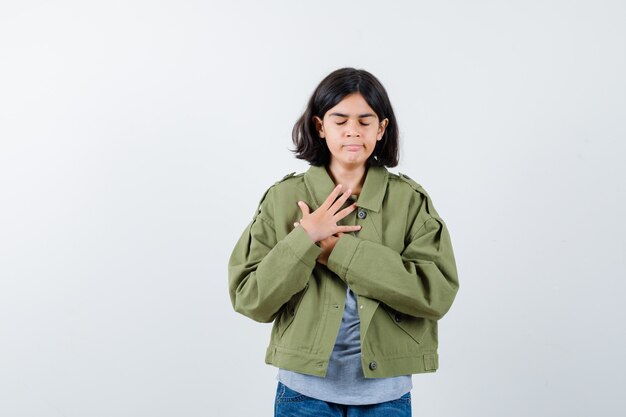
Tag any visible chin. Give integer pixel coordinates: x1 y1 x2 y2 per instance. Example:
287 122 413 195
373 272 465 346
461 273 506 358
339 159 367 168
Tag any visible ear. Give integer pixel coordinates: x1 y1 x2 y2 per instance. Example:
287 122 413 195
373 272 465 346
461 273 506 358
312 115 325 138
377 118 389 140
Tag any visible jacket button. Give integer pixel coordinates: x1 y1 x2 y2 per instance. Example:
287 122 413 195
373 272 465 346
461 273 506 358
357 209 367 219
394 314 402 322
369 361 377 370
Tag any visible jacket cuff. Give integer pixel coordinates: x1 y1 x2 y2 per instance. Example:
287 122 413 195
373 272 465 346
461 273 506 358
284 226 323 268
327 233 360 282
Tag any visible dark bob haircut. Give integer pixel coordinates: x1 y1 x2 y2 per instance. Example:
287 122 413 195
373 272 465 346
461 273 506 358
290 67 399 167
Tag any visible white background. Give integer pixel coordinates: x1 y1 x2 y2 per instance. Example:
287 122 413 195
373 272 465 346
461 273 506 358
1 1 625 416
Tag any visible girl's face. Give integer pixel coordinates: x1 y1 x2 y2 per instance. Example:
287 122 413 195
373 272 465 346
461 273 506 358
313 93 388 170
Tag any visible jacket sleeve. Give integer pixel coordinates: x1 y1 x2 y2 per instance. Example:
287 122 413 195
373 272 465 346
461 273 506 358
326 193 459 321
228 186 323 323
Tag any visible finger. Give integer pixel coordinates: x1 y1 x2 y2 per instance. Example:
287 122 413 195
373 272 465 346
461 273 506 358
328 188 353 213
319 184 344 211
297 201 310 216
336 225 362 233
333 202 358 220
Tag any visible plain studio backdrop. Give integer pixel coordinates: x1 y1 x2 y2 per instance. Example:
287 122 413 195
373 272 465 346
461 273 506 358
1 1 625 416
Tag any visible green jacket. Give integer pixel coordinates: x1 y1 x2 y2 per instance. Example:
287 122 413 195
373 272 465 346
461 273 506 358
228 164 459 378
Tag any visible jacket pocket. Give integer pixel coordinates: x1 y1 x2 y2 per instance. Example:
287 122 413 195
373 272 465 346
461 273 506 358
382 305 429 345
277 284 309 338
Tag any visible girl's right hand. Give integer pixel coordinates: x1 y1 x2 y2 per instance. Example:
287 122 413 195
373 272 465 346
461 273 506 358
295 184 362 243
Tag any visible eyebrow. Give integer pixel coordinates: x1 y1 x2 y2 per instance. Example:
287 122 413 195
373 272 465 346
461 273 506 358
328 112 376 118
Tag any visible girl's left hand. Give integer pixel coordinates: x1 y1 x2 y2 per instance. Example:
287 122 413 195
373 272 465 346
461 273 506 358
316 233 343 266
293 221 344 266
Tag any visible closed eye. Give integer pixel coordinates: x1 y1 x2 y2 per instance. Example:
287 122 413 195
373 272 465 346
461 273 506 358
336 121 370 126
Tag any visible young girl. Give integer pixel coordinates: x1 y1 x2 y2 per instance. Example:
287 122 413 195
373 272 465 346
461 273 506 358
228 67 459 416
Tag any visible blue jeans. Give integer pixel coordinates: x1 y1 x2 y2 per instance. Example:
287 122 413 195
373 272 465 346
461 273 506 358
274 381 412 417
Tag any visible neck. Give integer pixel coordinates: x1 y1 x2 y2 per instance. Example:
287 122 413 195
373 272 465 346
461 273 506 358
326 161 368 196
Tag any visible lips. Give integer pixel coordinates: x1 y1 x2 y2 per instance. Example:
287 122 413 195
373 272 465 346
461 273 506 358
344 144 363 151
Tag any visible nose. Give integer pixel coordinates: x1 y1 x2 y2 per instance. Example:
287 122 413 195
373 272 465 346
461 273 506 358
346 119 361 137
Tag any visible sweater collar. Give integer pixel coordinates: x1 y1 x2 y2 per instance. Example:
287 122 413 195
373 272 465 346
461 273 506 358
303 164 388 213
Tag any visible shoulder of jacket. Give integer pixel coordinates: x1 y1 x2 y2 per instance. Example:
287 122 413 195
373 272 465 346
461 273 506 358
252 171 303 220
278 171 304 183
389 171 426 194
394 172 445 222
270 171 304 190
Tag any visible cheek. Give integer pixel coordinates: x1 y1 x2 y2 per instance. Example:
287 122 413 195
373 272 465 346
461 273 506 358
328 142 342 151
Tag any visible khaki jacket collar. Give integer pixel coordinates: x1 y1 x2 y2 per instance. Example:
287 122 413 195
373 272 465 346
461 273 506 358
303 164 388 213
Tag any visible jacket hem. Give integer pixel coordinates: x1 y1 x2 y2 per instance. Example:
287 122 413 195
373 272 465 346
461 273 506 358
265 345 329 377
265 344 439 379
